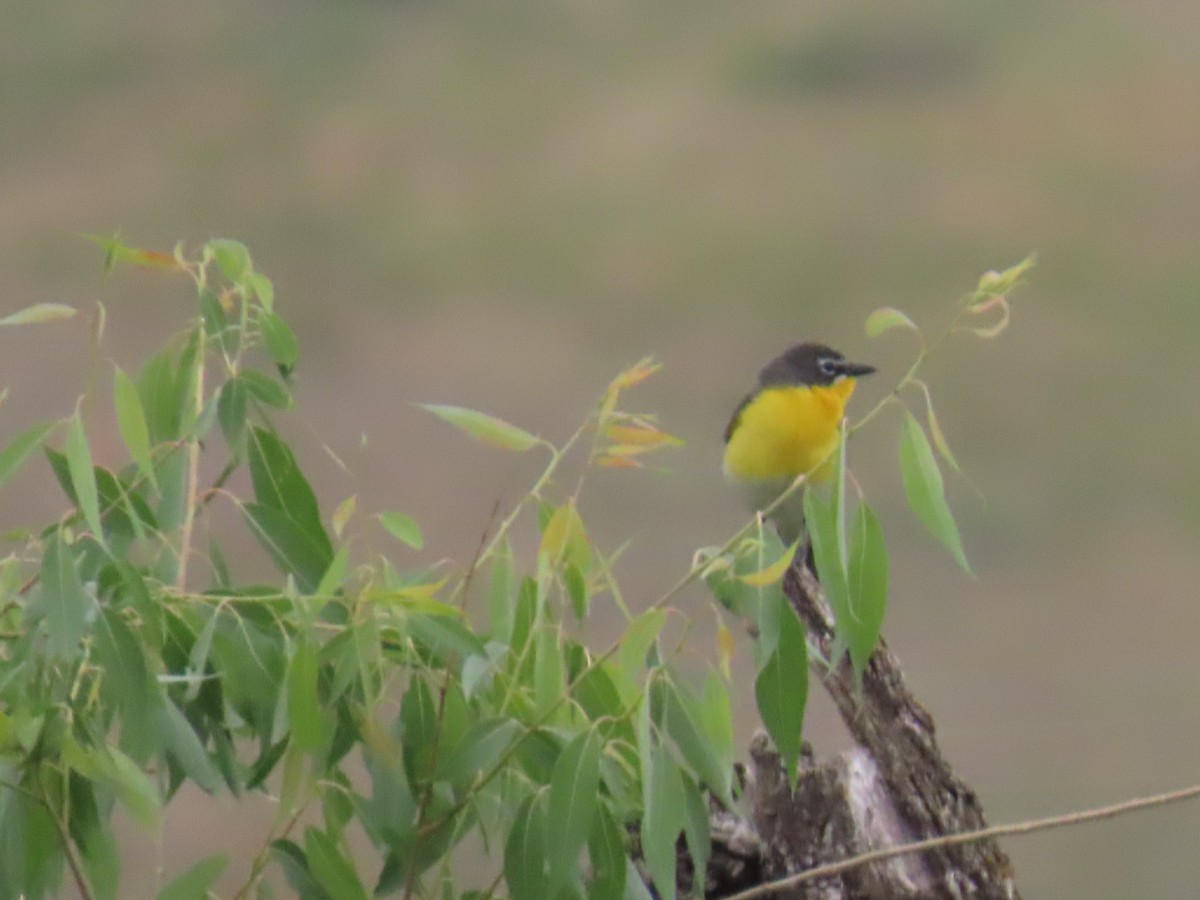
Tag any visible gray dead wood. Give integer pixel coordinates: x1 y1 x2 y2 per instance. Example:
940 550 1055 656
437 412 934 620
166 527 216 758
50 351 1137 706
686 562 1021 899
750 563 1020 898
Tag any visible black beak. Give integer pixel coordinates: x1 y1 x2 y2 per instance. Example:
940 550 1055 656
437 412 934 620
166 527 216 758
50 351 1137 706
836 360 876 378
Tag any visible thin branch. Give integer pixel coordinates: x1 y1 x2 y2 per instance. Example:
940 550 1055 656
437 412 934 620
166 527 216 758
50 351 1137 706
175 331 206 593
725 781 1200 900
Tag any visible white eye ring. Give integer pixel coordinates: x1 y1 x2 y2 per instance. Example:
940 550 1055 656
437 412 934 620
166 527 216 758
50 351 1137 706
818 357 840 376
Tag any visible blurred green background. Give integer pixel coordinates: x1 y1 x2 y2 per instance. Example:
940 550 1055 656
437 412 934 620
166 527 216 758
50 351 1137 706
3 1 1200 896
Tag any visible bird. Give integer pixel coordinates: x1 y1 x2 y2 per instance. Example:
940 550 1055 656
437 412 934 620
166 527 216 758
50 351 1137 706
722 342 875 544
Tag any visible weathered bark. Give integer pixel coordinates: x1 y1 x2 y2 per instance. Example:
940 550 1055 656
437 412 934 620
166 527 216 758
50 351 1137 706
691 562 1021 899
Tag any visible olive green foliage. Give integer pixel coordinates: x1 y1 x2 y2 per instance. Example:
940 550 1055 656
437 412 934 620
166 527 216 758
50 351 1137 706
0 238 722 900
0 239 1029 899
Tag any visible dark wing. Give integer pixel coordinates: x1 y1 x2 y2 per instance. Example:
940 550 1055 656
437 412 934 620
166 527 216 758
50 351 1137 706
723 391 756 443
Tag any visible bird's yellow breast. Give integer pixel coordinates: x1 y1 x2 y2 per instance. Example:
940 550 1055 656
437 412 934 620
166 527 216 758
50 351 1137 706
723 380 856 483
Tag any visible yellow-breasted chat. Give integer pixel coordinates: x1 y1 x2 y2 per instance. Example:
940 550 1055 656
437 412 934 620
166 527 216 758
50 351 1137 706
723 342 875 543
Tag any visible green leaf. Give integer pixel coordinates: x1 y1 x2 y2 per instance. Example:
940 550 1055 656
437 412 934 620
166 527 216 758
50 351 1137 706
587 804 626 900
0 302 76 326
247 271 275 311
113 367 158 491
259 310 299 371
420 403 540 452
899 411 971 573
305 827 369 900
681 775 711 893
66 773 120 900
846 502 888 684
972 253 1036 300
622 860 656 900
510 576 538 659
864 306 918 338
243 503 333 594
487 541 516 642
505 793 548 900
400 679 437 784
158 700 222 793
199 288 228 342
0 420 56 491
217 378 247 448
378 511 423 550
754 599 806 786
174 328 204 435
247 428 321 524
435 718 521 786
803 489 851 663
93 609 160 761
271 839 330 899
41 531 89 661
570 661 627 740
288 637 329 752
748 530 788 652
206 238 252 284
239 370 292 409
533 627 565 720
315 545 349 598
66 412 104 542
564 562 589 619
653 676 733 808
408 613 486 665
138 350 180 444
642 741 684 900
616 608 666 696
65 739 163 834
245 427 332 588
698 671 735 803
546 728 603 895
157 854 229 900
358 749 415 852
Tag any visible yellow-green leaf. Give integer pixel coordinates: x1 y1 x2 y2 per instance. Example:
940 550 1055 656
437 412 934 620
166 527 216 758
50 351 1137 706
716 621 735 679
899 411 971 574
113 367 158 491
206 239 252 284
738 538 800 587
419 403 539 452
864 306 918 338
331 494 356 539
367 580 452 607
65 413 104 543
539 502 591 573
0 421 56 490
973 254 1036 299
157 854 229 900
378 511 423 550
247 271 274 312
0 303 77 327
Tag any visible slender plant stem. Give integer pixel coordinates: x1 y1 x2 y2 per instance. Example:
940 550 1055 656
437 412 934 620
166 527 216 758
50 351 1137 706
175 329 206 593
232 792 311 900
